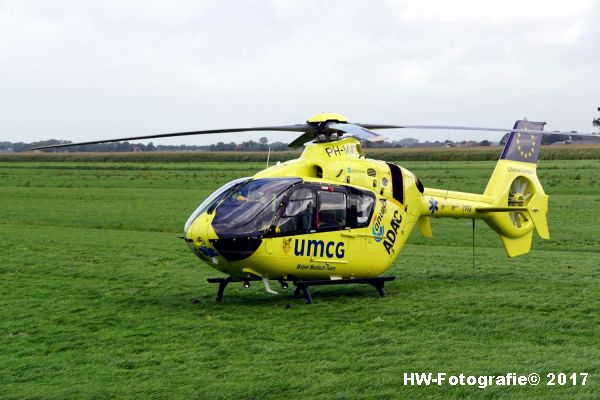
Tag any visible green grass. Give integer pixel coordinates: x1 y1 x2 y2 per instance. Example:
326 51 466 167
1 159 599 399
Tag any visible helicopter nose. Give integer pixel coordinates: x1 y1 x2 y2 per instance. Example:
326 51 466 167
184 213 210 253
185 213 219 265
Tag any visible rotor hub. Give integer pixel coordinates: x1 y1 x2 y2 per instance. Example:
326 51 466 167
306 112 349 124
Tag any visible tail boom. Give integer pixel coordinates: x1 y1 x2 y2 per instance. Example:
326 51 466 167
416 119 550 257
421 188 493 219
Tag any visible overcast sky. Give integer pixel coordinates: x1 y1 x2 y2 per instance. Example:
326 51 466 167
1 0 598 145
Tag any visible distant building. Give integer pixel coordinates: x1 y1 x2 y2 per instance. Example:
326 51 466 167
551 140 600 145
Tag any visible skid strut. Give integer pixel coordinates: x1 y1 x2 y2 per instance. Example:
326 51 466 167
291 277 395 304
206 276 263 302
206 276 395 304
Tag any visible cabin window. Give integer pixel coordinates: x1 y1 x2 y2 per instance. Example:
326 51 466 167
317 190 346 230
347 190 375 228
386 162 404 204
272 184 374 235
277 187 315 234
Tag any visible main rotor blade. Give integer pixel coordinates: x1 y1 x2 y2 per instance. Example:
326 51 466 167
288 131 316 148
328 123 387 142
27 124 313 151
355 123 598 137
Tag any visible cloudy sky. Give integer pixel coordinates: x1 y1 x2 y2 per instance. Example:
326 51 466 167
1 0 598 145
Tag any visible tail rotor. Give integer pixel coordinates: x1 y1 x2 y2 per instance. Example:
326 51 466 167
508 177 532 229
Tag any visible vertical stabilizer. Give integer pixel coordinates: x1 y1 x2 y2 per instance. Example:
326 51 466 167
482 119 550 257
499 120 545 163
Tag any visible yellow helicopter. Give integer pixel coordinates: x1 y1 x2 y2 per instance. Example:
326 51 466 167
31 112 577 303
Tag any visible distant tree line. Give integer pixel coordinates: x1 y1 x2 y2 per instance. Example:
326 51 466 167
0 137 290 153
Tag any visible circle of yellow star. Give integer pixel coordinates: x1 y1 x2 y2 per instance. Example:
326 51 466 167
516 131 535 159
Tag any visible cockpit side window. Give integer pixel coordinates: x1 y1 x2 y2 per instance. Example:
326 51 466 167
277 187 315 235
317 190 346 230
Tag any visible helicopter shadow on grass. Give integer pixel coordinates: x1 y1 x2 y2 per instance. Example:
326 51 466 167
115 264 518 313
107 278 398 313
188 280 410 309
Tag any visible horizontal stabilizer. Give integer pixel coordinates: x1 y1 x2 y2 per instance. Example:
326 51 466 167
476 193 549 240
476 207 528 212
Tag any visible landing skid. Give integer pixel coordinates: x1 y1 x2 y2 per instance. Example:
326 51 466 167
206 276 396 304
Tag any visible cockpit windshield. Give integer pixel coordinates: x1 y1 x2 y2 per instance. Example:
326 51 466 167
184 177 250 234
212 178 301 238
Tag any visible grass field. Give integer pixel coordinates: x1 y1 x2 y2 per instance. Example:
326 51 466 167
1 158 599 399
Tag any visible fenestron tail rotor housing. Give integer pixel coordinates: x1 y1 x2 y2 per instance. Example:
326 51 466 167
508 176 533 229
